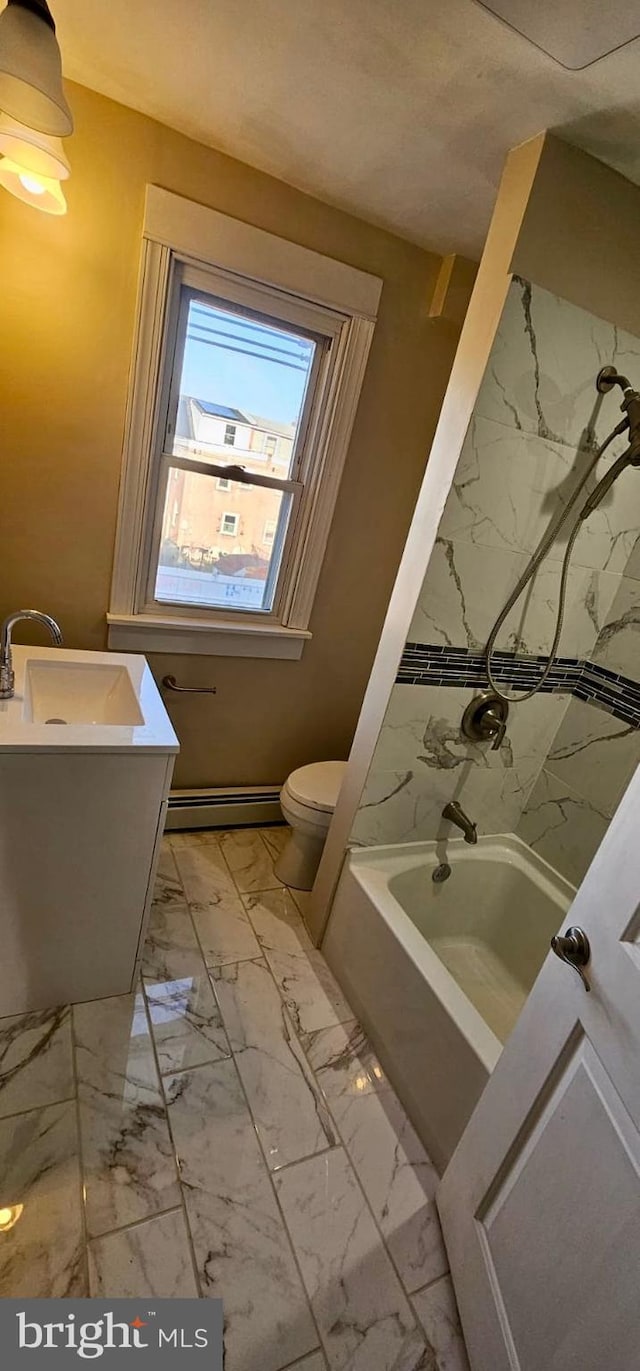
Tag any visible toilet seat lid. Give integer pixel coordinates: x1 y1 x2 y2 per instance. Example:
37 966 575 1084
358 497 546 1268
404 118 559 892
286 761 347 813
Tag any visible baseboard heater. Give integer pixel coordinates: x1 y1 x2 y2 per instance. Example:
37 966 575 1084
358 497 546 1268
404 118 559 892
166 785 283 831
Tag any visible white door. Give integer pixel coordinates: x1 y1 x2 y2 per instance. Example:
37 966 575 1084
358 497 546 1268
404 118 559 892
437 765 640 1371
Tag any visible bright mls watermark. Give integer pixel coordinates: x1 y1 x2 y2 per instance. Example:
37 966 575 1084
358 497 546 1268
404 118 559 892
2 1300 222 1367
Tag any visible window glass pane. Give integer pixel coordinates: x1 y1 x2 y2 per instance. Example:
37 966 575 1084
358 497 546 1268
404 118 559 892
156 468 292 613
172 296 317 479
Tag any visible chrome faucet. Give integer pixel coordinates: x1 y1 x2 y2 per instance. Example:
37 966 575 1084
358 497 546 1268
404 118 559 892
0 610 64 700
442 800 478 844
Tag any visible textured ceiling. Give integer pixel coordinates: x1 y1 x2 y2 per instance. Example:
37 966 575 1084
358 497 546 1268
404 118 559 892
52 0 640 255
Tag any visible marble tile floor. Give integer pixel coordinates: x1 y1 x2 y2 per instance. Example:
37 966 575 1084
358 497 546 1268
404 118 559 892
0 826 469 1371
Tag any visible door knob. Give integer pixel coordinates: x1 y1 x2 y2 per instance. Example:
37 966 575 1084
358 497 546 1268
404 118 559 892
551 926 591 992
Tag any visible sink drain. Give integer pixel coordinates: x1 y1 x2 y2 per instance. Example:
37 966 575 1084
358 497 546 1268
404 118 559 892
44 717 68 724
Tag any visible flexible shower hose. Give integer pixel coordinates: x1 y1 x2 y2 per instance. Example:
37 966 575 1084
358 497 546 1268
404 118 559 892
485 421 628 703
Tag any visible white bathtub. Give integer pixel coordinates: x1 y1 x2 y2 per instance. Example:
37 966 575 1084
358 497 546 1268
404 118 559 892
322 834 574 1172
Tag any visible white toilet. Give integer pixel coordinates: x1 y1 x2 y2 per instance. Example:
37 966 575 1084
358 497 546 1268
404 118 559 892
275 760 347 890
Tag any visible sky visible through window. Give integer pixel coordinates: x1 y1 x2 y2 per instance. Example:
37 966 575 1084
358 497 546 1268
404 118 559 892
180 298 316 426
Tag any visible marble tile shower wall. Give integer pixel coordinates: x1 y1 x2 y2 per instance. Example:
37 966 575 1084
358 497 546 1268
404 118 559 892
352 278 640 885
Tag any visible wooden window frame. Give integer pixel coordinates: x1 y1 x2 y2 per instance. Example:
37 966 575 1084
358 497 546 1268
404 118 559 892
108 187 381 660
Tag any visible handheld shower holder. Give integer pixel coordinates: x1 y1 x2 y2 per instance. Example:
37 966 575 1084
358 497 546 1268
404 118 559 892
596 367 640 461
596 365 631 395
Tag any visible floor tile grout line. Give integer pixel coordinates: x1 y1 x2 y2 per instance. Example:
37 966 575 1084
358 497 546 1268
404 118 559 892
152 1049 234 1082
288 887 312 928
87 1202 186 1245
410 1271 454 1301
139 984 204 1300
218 828 260 898
238 885 317 954
0 1092 77 1124
168 841 245 994
277 1060 442 1319
268 1139 369 1370
169 827 287 931
277 1351 326 1371
206 965 339 1168
258 827 288 873
260 942 357 1034
204 954 330 1362
217 826 284 900
239 887 306 907
204 989 327 1368
139 970 233 1072
171 832 264 969
239 883 365 1041
409 1276 468 1362
203 952 268 972
288 1067 444 1335
69 1005 92 1296
255 827 287 891
296 1032 451 1308
238 894 316 959
268 1143 337 1176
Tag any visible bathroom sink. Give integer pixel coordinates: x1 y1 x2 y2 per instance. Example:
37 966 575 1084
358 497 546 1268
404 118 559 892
24 659 145 726
0 646 178 752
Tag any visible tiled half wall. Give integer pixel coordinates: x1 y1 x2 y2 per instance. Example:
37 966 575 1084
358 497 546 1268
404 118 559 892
352 278 640 887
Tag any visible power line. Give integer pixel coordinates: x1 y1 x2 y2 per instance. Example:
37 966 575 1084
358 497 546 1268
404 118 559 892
186 331 309 374
190 302 309 349
187 316 312 365
190 305 312 360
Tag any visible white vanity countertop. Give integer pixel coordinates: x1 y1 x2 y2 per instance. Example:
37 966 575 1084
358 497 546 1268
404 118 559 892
0 646 179 754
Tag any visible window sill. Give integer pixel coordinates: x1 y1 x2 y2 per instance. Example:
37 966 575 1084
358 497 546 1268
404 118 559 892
106 613 311 660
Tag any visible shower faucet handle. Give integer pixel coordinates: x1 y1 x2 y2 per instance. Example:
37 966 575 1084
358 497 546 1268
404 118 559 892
489 713 507 750
461 691 509 750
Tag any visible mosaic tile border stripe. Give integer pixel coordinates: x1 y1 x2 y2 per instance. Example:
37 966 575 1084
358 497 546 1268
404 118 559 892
397 643 640 729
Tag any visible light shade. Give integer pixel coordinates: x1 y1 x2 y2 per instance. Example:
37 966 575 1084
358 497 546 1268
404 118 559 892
0 155 67 213
0 0 73 137
0 1204 23 1232
0 111 69 178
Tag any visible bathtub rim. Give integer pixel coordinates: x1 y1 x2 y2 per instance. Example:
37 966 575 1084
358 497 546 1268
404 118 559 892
343 832 575 1075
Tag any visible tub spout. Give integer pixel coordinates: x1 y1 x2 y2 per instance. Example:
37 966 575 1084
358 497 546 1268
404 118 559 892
442 801 478 844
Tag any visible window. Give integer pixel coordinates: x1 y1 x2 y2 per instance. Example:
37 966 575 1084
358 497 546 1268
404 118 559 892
109 187 381 658
152 291 319 616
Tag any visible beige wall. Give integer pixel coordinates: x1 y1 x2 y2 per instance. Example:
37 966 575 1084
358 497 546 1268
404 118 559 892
511 135 640 337
0 82 470 788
